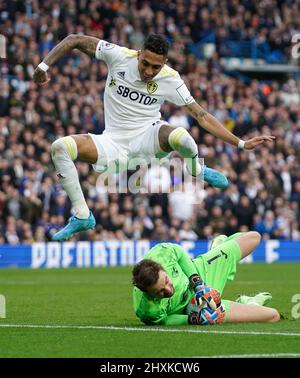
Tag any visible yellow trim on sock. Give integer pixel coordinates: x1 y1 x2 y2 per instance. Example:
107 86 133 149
168 128 187 150
61 137 77 161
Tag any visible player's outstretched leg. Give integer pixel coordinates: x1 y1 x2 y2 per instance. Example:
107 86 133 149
161 126 228 189
226 300 280 323
51 135 96 241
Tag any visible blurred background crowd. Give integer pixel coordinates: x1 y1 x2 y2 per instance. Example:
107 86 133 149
0 0 300 243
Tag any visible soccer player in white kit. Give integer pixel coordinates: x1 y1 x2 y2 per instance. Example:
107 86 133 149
33 34 275 241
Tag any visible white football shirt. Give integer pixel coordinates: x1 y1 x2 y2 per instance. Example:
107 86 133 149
95 40 195 136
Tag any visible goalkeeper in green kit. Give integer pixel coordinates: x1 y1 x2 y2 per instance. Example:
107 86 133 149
132 231 280 326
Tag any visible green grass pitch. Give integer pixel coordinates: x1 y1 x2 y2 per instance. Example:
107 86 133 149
0 263 299 358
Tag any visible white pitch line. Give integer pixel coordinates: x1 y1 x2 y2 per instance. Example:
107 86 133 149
0 324 300 337
193 353 300 358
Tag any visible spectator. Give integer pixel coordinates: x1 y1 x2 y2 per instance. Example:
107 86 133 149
255 210 280 239
178 221 198 241
234 195 256 230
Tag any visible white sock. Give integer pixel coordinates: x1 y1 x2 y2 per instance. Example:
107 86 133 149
51 136 90 219
168 127 202 176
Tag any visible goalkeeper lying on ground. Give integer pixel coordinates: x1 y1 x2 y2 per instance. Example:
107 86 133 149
132 231 280 325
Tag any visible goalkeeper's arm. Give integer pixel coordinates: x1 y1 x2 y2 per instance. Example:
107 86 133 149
141 307 226 326
142 314 189 326
172 244 221 309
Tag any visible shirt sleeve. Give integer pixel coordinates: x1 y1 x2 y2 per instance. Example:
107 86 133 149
141 314 189 326
165 73 195 106
136 303 167 325
133 287 169 325
95 40 122 68
171 244 199 279
162 314 189 325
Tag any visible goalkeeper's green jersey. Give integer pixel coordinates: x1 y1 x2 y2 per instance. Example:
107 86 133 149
132 243 198 326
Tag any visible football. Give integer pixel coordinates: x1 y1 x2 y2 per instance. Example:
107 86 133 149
185 296 207 316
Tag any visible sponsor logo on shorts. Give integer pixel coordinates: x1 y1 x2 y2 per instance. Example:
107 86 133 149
116 85 158 105
103 42 115 50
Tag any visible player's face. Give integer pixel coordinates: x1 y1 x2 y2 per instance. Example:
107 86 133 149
147 270 174 298
137 49 167 82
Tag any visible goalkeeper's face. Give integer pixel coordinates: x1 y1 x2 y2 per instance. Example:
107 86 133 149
147 270 174 298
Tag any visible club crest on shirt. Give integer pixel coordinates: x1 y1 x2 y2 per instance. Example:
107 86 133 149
146 81 158 94
182 289 188 302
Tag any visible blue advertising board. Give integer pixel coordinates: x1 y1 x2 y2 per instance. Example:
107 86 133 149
0 240 299 269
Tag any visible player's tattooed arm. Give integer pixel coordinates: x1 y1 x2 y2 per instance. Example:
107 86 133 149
183 101 241 146
184 101 276 149
72 35 100 58
43 34 100 66
183 102 209 122
33 34 100 85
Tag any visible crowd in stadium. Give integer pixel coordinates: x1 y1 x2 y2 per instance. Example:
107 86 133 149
0 0 300 243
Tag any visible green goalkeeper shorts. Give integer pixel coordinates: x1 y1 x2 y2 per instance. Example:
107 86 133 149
192 238 242 321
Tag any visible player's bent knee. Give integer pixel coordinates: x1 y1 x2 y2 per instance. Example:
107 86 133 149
252 231 261 243
245 231 261 244
237 231 262 259
51 139 64 156
51 137 78 161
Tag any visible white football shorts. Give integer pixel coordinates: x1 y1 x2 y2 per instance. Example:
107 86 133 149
88 120 171 173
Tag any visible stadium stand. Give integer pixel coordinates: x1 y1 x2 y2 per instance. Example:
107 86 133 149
0 0 299 243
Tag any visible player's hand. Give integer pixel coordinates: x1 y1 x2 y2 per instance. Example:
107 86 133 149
194 284 221 310
244 135 276 150
188 303 225 325
189 274 221 310
33 67 50 86
199 303 226 325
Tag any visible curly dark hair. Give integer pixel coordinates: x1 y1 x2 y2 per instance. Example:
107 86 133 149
132 259 163 292
143 34 169 56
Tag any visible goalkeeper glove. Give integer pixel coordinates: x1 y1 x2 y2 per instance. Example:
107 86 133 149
189 274 221 310
188 303 226 325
